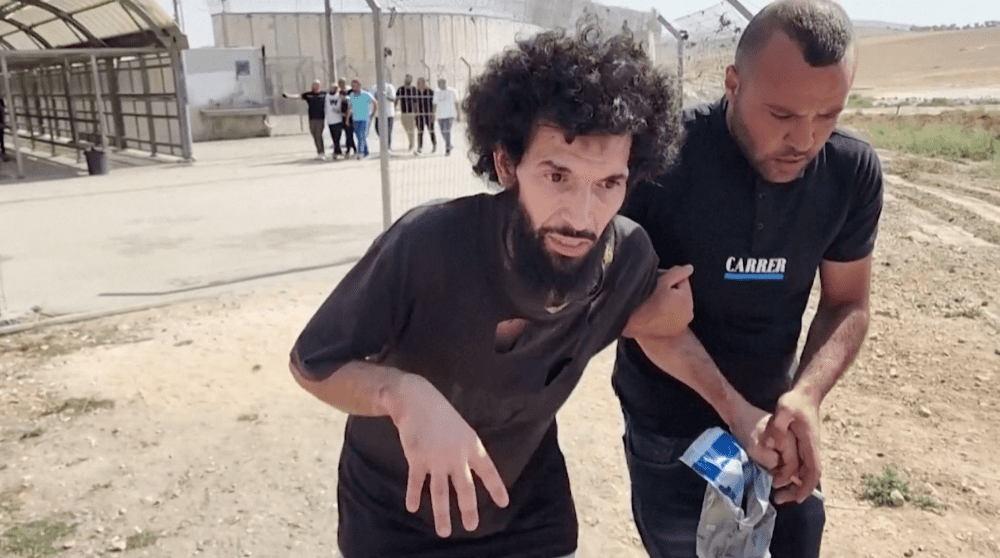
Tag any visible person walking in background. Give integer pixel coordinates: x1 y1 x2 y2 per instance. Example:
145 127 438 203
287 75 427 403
326 81 348 160
434 78 459 156
337 79 356 157
374 78 396 154
396 74 419 153
282 80 329 160
415 77 436 154
348 79 377 159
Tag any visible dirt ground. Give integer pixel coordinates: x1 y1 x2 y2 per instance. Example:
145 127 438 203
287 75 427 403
2 139 999 558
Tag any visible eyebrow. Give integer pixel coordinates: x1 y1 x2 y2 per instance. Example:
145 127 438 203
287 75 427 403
540 160 628 183
765 103 843 116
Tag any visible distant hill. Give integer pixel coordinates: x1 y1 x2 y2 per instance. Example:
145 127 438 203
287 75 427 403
853 19 911 38
854 19 912 31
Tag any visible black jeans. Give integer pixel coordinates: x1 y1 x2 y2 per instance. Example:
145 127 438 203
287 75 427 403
622 416 825 558
415 114 435 151
328 123 345 155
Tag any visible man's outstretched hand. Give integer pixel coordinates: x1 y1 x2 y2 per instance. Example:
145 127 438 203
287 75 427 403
383 374 510 537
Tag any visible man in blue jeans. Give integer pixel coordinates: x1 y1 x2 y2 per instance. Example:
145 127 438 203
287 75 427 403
613 1 883 557
348 78 377 159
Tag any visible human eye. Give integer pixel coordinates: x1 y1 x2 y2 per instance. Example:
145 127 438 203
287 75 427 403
770 111 794 120
548 172 565 183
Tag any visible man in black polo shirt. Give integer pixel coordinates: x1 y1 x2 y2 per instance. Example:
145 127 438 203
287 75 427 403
290 28 688 558
283 80 331 160
396 74 419 153
614 1 883 557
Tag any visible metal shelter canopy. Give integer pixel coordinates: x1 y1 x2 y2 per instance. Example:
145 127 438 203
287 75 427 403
0 0 187 53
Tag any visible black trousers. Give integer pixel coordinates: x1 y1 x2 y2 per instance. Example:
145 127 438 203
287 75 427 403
328 123 345 155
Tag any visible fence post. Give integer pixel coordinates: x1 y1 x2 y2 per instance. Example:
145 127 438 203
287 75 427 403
366 0 393 231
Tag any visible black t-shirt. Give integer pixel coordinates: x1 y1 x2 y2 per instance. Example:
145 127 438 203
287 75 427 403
301 90 327 120
614 98 883 437
292 190 659 558
415 88 434 116
397 84 419 114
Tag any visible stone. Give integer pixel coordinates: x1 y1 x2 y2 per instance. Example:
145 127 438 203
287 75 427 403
889 489 906 507
918 407 932 418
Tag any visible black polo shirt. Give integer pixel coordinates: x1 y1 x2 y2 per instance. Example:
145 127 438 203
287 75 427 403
292 189 658 558
397 84 419 114
301 90 327 121
415 88 434 116
614 98 882 437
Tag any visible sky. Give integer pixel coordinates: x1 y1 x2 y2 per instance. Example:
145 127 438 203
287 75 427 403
156 0 1000 48
604 0 1000 27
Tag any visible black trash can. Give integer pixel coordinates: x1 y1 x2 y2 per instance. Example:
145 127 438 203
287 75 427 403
85 146 108 175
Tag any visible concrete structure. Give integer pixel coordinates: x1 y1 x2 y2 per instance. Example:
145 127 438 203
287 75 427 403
208 0 661 119
185 47 268 141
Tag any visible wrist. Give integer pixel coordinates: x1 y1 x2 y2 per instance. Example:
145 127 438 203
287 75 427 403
377 370 418 423
718 388 753 431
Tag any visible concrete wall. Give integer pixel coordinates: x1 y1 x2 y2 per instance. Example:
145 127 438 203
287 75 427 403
213 11 544 109
184 47 269 141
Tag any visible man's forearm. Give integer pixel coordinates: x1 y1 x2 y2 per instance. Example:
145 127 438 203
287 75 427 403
792 301 870 405
290 357 409 419
634 330 751 429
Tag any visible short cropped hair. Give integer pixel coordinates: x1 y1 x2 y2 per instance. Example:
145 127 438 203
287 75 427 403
464 26 682 188
736 0 854 68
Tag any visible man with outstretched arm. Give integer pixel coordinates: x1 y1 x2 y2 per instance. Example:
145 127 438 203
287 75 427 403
614 1 883 557
289 27 688 558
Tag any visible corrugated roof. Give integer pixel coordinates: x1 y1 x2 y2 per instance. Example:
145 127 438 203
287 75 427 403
0 0 187 50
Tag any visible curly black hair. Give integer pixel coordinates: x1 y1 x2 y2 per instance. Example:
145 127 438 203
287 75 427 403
463 26 682 188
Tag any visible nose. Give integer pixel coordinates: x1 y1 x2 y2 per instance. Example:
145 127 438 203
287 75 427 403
563 184 595 231
785 117 815 153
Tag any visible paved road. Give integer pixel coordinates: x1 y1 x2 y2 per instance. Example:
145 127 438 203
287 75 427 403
0 131 484 318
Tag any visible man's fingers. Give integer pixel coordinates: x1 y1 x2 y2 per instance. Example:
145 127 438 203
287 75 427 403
470 446 509 509
429 471 452 537
660 264 694 287
405 466 426 513
453 466 480 532
790 421 822 502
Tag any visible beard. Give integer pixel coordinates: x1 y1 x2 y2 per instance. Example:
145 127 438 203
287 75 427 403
508 194 610 306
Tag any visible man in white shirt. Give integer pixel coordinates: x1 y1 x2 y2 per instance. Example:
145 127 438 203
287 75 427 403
325 82 348 159
434 79 459 156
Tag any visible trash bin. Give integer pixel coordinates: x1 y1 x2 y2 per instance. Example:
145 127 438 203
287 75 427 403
85 146 108 175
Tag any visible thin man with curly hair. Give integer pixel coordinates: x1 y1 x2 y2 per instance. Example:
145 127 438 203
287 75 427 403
289 27 688 558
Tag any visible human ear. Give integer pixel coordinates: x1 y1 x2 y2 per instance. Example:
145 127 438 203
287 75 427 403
492 147 516 189
724 65 740 104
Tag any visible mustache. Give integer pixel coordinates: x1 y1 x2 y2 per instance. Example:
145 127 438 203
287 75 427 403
538 226 598 242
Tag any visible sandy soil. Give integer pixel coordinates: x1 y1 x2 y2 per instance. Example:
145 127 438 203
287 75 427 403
2 140 999 558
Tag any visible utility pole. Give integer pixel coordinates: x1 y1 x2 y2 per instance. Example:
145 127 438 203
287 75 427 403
172 0 184 31
324 0 337 82
365 0 392 230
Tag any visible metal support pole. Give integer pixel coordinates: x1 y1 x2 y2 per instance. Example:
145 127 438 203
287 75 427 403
724 0 755 21
106 57 127 150
39 68 57 155
324 0 337 82
1 54 25 178
169 48 194 160
366 0 392 230
89 54 108 148
20 73 34 151
138 55 157 156
61 59 80 162
655 11 687 105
